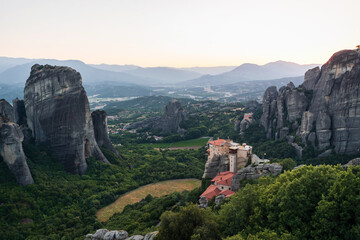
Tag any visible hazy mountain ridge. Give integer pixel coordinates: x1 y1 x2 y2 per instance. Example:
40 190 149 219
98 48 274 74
123 67 202 84
181 61 319 87
0 59 153 85
0 57 319 104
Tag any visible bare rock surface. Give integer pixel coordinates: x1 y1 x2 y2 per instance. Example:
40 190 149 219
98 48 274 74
92 110 120 157
143 232 158 240
343 158 360 170
126 100 188 134
0 114 33 186
231 163 283 191
12 98 27 125
202 154 229 179
0 99 14 122
261 50 360 154
24 64 109 174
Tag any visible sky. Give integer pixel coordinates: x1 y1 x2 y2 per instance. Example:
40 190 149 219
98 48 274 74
0 0 360 67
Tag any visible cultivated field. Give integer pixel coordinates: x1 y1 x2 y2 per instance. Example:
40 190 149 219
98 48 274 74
96 178 201 222
144 137 209 149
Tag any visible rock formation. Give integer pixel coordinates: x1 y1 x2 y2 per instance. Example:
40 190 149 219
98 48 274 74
342 158 360 170
231 163 283 191
24 64 109 174
239 113 255 135
261 49 360 155
198 196 208 208
245 100 260 112
85 229 158 240
12 98 27 125
91 110 120 157
0 113 34 186
126 100 188 134
202 154 229 179
0 99 15 122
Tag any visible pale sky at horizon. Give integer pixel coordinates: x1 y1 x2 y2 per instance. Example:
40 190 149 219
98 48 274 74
0 0 359 67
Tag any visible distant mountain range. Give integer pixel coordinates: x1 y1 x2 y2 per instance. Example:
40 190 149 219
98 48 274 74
0 56 320 103
181 61 319 87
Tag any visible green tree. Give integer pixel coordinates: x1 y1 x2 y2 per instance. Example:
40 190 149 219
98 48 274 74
279 158 296 171
157 204 221 240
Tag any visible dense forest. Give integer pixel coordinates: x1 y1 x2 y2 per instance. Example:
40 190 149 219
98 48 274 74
0 143 206 239
157 165 360 240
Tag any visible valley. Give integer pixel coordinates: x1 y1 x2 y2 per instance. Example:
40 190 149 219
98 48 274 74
1 50 360 240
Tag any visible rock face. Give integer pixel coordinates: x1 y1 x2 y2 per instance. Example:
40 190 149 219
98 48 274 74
24 64 109 174
0 114 34 186
343 158 360 170
91 110 120 157
0 99 15 122
12 98 27 125
238 113 255 135
245 100 260 112
85 229 158 240
202 154 229 179
126 100 188 134
198 196 208 208
261 49 360 154
231 163 283 191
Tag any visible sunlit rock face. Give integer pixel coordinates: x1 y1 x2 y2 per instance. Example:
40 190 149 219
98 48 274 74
24 64 109 174
261 50 360 154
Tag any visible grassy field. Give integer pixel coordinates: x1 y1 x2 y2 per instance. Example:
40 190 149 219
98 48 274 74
96 178 201 222
144 137 209 148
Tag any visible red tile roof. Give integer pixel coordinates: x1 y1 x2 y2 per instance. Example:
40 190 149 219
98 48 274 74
200 185 221 200
208 139 226 146
219 189 235 197
212 171 235 186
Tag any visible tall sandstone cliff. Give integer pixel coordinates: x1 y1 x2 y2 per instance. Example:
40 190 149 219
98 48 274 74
261 49 360 154
24 64 109 174
91 110 120 157
126 99 188 134
0 101 34 186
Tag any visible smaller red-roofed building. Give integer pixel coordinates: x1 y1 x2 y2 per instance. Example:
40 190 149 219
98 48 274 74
200 171 236 200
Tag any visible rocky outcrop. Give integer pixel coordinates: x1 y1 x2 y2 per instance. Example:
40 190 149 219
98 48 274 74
159 99 188 133
85 229 158 240
202 154 229 179
231 163 283 191
126 100 188 134
238 113 255 135
198 196 208 208
215 194 226 206
245 100 260 112
12 98 33 143
0 114 34 186
12 98 27 125
24 64 109 175
0 99 15 122
343 158 360 170
261 49 360 155
91 110 120 157
260 86 278 139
